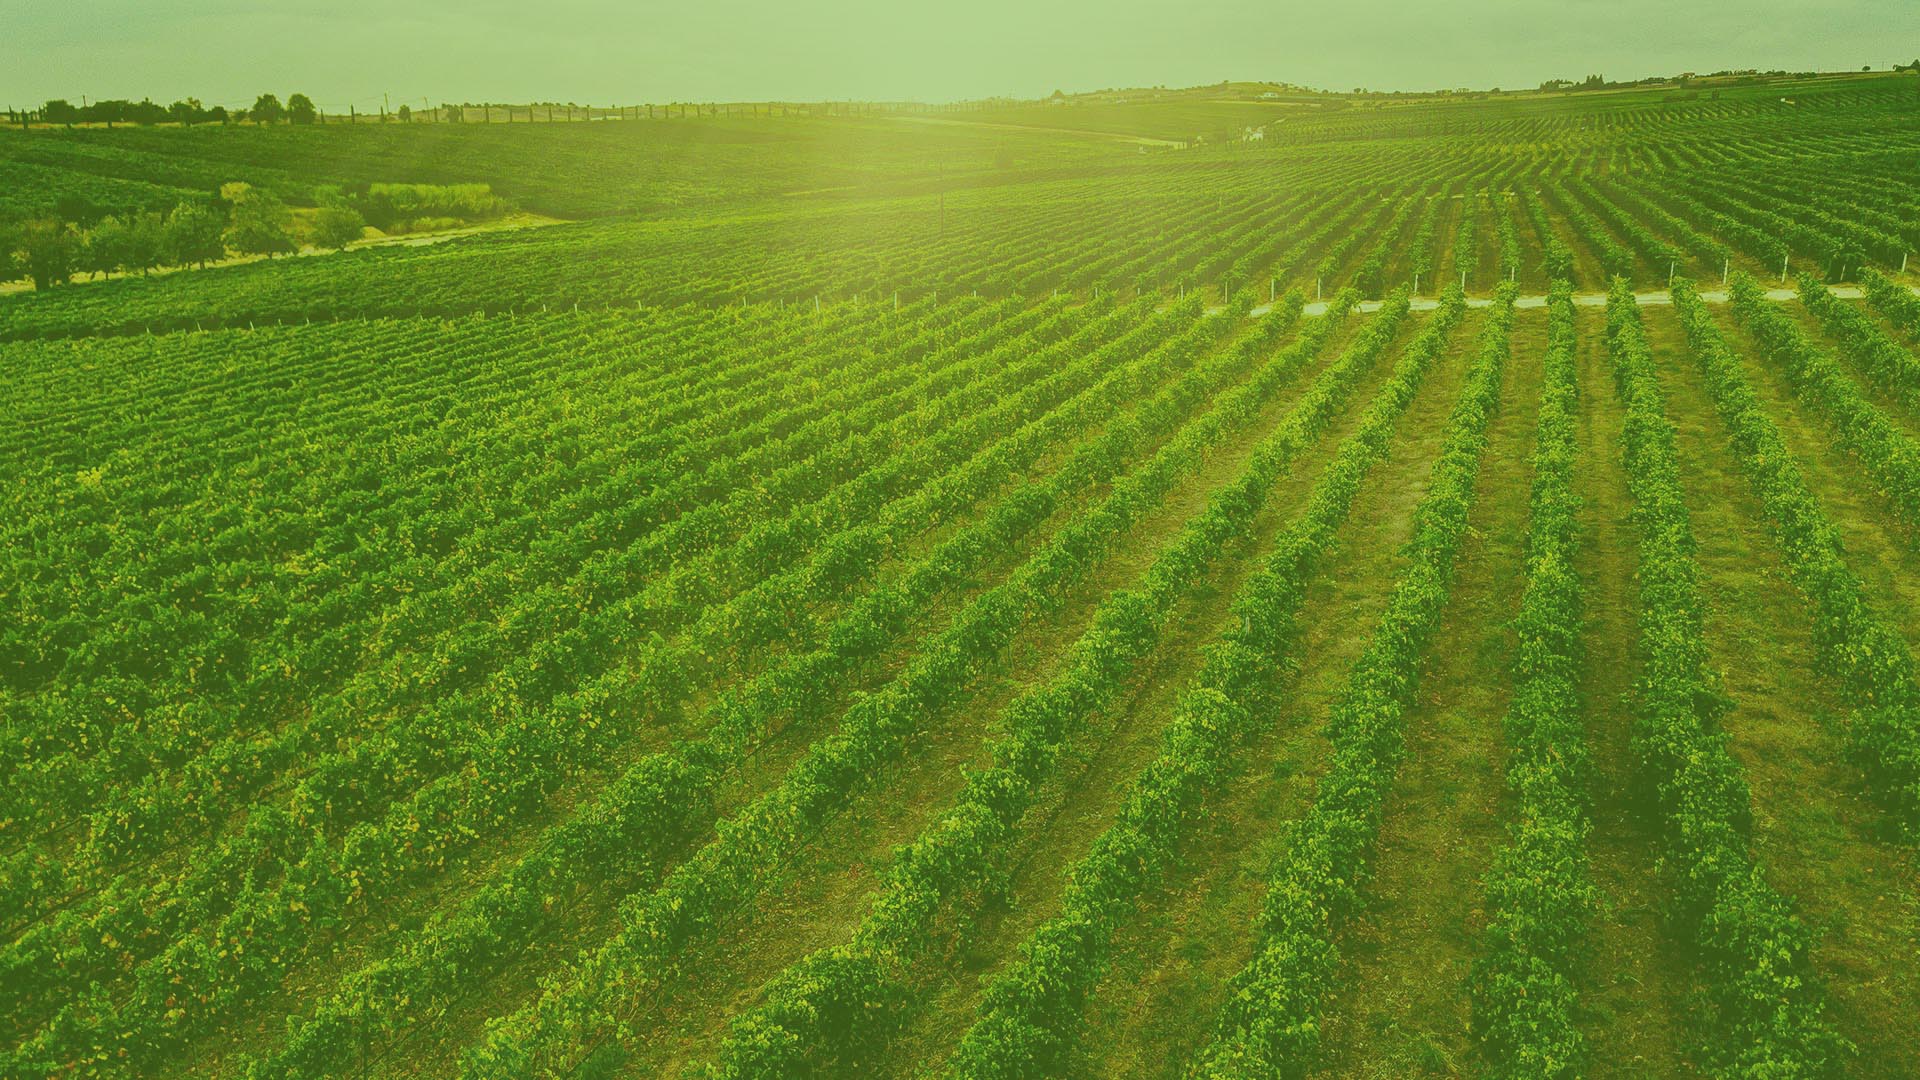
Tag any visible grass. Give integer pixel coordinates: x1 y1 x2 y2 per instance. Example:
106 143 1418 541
1644 303 1920 1077
1307 302 1544 1078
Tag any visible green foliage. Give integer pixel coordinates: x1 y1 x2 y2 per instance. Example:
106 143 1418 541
20 218 79 289
1607 278 1847 1077
1680 277 1920 836
224 182 296 257
1730 272 1920 536
163 201 227 267
353 182 509 230
310 206 366 251
1186 283 1513 1079
1468 280 1593 1079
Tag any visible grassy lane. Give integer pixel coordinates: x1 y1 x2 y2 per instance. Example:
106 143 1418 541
1036 311 1485 1080
1642 304 1920 1077
1565 305 1699 1078
1306 303 1545 1078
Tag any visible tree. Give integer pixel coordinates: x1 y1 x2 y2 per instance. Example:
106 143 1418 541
54 194 105 228
251 93 284 124
397 103 412 122
169 98 204 126
209 105 230 124
0 223 22 283
287 93 317 125
21 220 79 290
164 202 226 267
224 183 296 257
311 206 366 250
125 212 166 274
84 216 133 279
42 99 78 127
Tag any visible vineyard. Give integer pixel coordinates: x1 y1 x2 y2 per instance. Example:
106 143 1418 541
3 71 1920 1079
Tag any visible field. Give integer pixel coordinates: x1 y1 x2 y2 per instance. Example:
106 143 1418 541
3 72 1920 1079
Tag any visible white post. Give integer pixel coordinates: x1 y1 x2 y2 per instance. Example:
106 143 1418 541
1316 276 1322 301
1413 272 1420 295
1904 252 1910 274
1722 257 1729 285
1460 269 1466 290
1668 260 1675 287
1781 254 1789 284
1269 278 1275 304
814 295 820 314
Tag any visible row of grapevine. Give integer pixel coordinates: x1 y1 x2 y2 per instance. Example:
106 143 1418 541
1674 279 1920 836
1183 284 1514 1079
1729 272 1920 536
1588 176 1729 272
0 298 1188 1071
1546 182 1635 281
1494 192 1521 282
1603 281 1844 1075
450 292 1346 1077
1566 176 1682 276
3 300 1018 931
4 298 1004 864
1799 273 1920 417
1451 190 1480 287
1862 266 1920 343
248 294 1259 1079
1467 281 1593 1078
1517 188 1574 283
938 287 1454 1080
698 284 1396 1080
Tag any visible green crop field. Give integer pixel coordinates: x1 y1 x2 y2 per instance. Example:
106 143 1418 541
4 69 1920 1080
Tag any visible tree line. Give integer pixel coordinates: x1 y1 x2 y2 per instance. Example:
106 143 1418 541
21 93 320 128
0 182 365 290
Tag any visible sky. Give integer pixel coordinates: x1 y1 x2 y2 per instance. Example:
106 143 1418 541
6 0 1920 112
